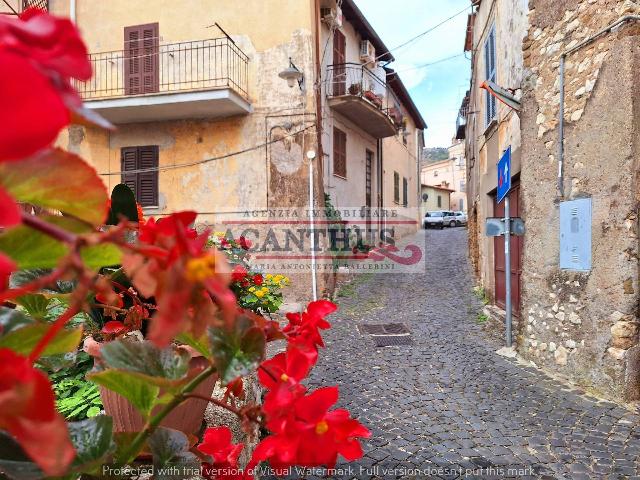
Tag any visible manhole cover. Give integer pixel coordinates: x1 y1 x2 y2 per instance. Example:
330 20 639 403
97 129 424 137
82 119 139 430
373 335 414 347
359 323 410 335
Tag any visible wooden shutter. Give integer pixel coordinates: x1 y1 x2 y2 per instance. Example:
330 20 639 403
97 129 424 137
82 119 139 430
365 150 373 208
332 30 346 96
333 127 346 178
484 25 497 125
394 172 399 203
121 147 138 195
138 146 159 207
121 146 159 207
402 177 408 206
124 23 159 95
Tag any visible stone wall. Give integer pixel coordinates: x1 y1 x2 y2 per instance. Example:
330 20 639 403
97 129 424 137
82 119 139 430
519 0 640 400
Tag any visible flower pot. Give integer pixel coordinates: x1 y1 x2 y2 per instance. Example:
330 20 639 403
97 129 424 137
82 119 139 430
100 356 218 434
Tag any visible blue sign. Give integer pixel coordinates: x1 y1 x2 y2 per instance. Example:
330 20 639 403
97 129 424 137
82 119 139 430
497 146 512 204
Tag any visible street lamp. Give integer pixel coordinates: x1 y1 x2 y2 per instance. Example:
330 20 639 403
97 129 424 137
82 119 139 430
278 57 304 91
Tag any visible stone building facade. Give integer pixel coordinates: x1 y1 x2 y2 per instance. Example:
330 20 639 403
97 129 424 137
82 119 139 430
421 139 467 213
519 0 640 400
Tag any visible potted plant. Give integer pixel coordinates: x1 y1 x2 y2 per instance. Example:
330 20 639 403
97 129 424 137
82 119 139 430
348 83 361 95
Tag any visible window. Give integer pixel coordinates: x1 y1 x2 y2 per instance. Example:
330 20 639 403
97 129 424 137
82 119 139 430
121 146 159 207
484 24 497 126
434 170 438 177
124 23 159 95
402 177 408 206
393 171 400 204
437 195 442 208
333 127 347 178
459 198 464 210
460 180 466 192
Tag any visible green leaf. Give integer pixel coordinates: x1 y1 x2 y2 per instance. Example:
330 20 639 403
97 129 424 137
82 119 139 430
209 315 266 384
88 369 159 418
148 428 199 480
67 416 115 474
0 323 83 356
0 431 43 480
176 332 211 359
10 269 75 294
107 184 138 225
0 216 122 270
14 294 50 319
86 406 101 417
99 340 191 385
0 148 108 226
0 307 34 336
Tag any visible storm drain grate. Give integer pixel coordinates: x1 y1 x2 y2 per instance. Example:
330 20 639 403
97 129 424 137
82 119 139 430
372 335 414 347
358 323 410 335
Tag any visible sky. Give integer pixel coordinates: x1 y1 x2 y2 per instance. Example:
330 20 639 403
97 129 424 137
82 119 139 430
354 0 472 148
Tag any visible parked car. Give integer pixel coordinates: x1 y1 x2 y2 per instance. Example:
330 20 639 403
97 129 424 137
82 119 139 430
423 211 446 229
444 211 468 227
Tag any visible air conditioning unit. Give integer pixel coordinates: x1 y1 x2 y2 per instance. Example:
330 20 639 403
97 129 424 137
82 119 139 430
320 6 343 28
360 40 375 64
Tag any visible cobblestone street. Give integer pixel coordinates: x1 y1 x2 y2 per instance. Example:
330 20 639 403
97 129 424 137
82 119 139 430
304 228 640 479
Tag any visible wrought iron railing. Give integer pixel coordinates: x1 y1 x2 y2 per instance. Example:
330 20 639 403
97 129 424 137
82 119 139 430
456 94 469 139
75 37 249 101
325 63 400 125
22 0 48 11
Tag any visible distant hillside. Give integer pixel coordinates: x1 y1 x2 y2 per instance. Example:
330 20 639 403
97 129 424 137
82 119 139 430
423 147 449 164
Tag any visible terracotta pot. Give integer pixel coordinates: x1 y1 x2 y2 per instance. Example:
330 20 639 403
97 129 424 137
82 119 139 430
100 356 218 434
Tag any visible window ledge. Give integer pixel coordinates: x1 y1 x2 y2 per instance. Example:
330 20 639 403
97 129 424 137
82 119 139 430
483 118 498 137
333 173 347 181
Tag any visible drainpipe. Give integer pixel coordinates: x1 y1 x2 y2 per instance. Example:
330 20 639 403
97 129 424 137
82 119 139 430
556 15 640 198
70 0 76 22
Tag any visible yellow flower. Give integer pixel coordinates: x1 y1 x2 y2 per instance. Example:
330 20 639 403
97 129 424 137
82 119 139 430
213 231 226 238
249 286 256 292
185 254 217 283
261 286 268 293
274 274 283 282
266 273 273 279
255 290 265 298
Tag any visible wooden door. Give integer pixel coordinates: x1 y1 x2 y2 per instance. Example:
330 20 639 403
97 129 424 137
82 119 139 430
332 30 346 96
493 182 522 315
124 23 159 95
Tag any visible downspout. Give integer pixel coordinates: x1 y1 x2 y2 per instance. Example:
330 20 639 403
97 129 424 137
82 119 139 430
70 0 76 22
557 15 640 198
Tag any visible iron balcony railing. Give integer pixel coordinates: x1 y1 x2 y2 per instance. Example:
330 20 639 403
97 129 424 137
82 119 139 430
76 37 249 101
22 0 48 11
325 63 402 125
455 94 469 139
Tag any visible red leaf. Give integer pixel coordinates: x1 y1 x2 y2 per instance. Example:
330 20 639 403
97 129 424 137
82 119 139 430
0 349 75 475
101 320 128 335
0 51 69 162
0 186 20 227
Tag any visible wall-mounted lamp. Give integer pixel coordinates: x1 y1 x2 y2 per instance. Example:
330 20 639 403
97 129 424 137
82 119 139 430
278 57 304 91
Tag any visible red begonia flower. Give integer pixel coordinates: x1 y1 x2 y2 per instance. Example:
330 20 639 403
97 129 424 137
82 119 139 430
238 236 252 250
101 320 128 336
251 386 370 469
284 300 336 349
0 252 16 292
231 265 248 283
0 51 69 161
0 349 75 475
198 426 243 465
252 274 263 286
0 185 20 227
258 346 315 391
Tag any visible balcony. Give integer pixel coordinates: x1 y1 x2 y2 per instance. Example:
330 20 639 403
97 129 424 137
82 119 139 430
76 38 251 124
22 0 48 11
455 93 469 140
325 63 398 139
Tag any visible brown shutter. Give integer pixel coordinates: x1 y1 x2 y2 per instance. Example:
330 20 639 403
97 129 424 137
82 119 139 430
333 128 346 178
121 146 159 207
138 146 159 207
124 23 159 95
121 147 138 196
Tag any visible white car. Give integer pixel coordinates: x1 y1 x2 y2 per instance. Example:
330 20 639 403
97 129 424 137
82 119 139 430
423 211 446 229
444 211 468 227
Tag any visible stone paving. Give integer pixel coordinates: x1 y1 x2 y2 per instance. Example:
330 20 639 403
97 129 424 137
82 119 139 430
301 228 640 479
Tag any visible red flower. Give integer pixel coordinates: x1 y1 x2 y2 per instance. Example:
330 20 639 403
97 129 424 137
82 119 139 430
136 203 144 222
238 236 252 250
123 211 235 346
0 252 16 293
284 300 336 349
0 185 20 227
258 346 315 391
250 387 370 469
101 320 128 337
222 377 244 402
0 349 75 476
198 426 244 479
231 265 248 283
252 274 263 286
95 291 124 309
0 10 91 161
